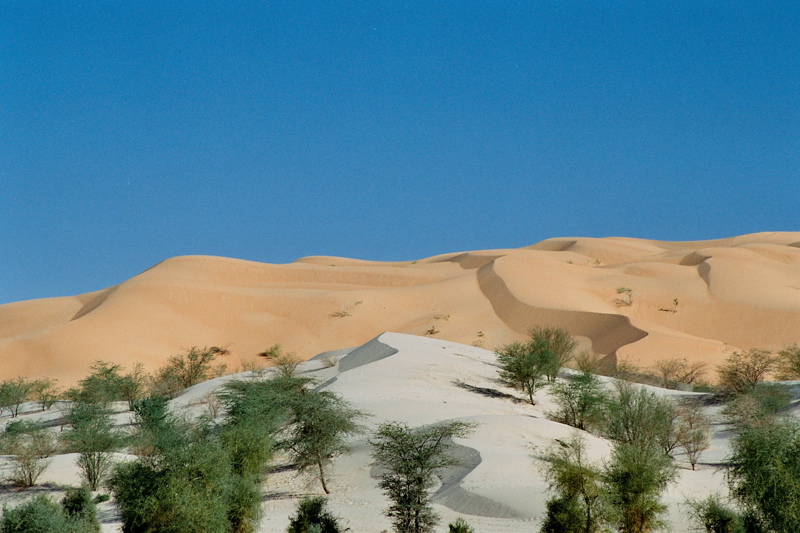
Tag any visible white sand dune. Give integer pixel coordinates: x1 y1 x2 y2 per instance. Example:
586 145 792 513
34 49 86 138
2 232 799 386
1 332 750 532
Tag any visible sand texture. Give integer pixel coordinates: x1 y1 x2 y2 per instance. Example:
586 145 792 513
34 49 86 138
2 232 799 385
0 333 758 531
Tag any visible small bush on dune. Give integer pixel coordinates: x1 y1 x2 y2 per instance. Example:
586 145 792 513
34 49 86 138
496 339 557 405
1 420 58 488
286 497 346 533
447 517 474 533
717 349 778 396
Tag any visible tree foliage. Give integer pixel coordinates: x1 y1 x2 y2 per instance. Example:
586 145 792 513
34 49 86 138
540 434 606 533
604 442 677 533
496 339 557 404
151 346 229 398
0 493 99 533
717 349 778 396
0 377 34 418
286 497 346 533
530 326 578 382
549 372 609 432
727 421 800 532
371 421 475 533
62 403 125 490
604 382 677 454
0 420 58 488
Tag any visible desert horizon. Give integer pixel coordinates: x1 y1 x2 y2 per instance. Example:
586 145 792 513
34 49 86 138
2 231 799 387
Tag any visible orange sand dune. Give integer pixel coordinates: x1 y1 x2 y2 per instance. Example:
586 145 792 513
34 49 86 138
1 232 799 385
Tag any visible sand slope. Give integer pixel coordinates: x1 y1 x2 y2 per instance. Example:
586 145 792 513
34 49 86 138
1 232 799 385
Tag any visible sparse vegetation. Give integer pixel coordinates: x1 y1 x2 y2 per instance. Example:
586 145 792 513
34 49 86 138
613 287 633 307
286 496 346 533
150 346 230 398
530 326 578 381
717 349 778 396
496 338 557 404
549 372 609 432
447 517 475 533
675 400 712 470
653 357 707 389
776 343 800 380
0 377 34 418
0 420 58 488
62 402 125 490
371 421 476 533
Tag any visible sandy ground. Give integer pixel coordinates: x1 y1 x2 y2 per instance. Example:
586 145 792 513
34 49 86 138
2 232 799 387
1 332 768 532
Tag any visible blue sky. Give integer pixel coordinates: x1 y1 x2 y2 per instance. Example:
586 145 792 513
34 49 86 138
2 2 798 304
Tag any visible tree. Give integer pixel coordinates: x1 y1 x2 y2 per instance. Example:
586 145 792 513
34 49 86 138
722 383 791 431
604 442 677 533
776 343 800 380
448 518 475 533
66 361 128 407
717 349 777 396
675 400 712 470
496 339 557 404
727 421 800 532
652 358 707 389
605 381 677 454
1 493 99 533
0 377 34 418
549 372 609 432
687 495 744 533
540 433 606 533
0 420 58 488
286 497 345 533
151 346 229 397
371 421 476 533
62 403 125 490
530 326 578 382
30 378 61 411
279 388 366 494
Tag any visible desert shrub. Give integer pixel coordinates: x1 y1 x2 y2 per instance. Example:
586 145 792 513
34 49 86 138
652 358 707 389
65 362 130 407
530 326 578 381
61 485 100 532
29 378 61 412
776 343 800 380
722 384 791 430
496 339 557 404
447 517 474 533
687 495 744 533
727 421 800 532
674 400 712 470
1 420 58 488
573 351 614 375
604 442 677 533
62 403 125 490
0 377 34 418
371 421 475 533
150 346 229 398
549 372 609 432
286 496 345 533
540 433 606 533
605 381 678 454
717 349 778 396
0 493 98 533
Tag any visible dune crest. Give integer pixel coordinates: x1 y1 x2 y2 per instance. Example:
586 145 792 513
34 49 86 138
1 232 799 385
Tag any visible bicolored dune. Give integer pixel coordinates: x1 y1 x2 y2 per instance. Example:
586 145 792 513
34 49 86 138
1 232 799 385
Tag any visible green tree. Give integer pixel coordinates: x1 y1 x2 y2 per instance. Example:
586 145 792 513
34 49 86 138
61 484 101 532
675 400 712 470
0 420 58 488
549 372 608 432
531 326 578 382
279 388 366 494
687 495 744 533
1 493 99 533
496 339 557 405
62 403 125 490
605 382 677 454
604 442 677 533
286 496 345 533
727 421 800 532
717 349 777 396
371 421 475 533
151 346 229 398
66 361 128 407
540 433 606 533
776 343 800 380
0 377 34 418
447 518 475 533
722 384 790 431
30 378 61 412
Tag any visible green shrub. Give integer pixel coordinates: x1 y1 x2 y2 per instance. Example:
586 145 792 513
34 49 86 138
447 517 474 533
688 495 744 533
496 339 557 405
61 485 100 532
549 372 608 432
0 493 98 533
286 497 345 533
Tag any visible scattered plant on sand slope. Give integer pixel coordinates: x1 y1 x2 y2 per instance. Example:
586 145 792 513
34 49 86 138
496 338 558 405
530 326 579 382
371 421 476 533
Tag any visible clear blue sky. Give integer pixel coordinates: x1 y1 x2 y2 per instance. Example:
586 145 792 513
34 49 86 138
2 2 798 304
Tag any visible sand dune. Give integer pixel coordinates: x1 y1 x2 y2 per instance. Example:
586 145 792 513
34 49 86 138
1 232 799 385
